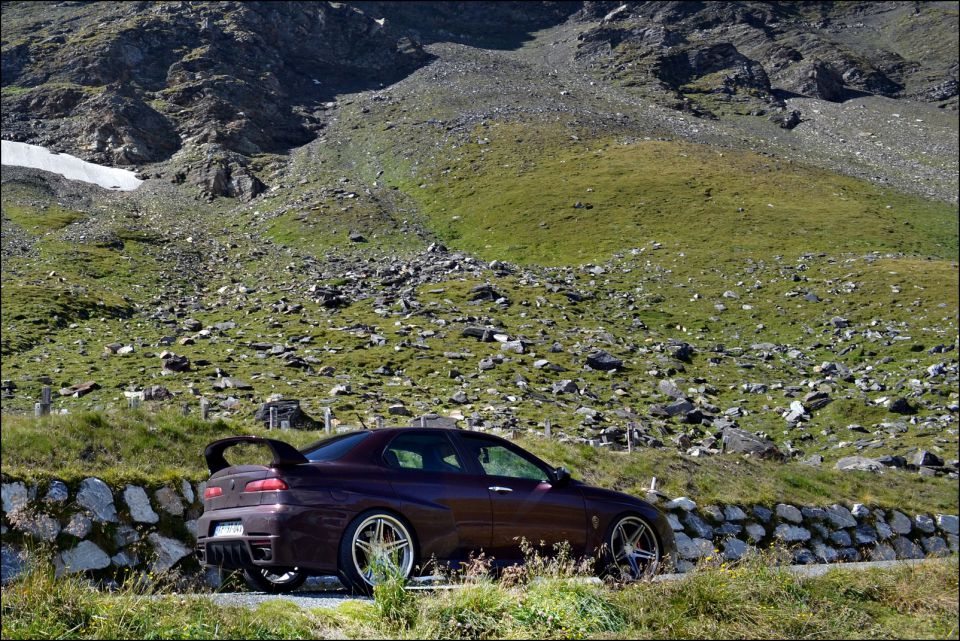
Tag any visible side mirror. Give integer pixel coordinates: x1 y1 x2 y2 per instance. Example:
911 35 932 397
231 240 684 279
552 466 571 486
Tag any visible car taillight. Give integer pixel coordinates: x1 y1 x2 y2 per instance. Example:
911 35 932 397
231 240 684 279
243 478 289 492
203 486 223 499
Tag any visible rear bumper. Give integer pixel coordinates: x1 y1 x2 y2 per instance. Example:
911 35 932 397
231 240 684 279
196 504 345 574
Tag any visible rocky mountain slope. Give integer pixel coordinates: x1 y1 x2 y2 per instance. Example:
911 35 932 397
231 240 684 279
1 1 957 475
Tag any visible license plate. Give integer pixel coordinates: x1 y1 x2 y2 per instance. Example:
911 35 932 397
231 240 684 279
213 521 244 537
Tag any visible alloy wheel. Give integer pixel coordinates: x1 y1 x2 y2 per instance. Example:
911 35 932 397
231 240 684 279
350 514 415 586
610 515 660 579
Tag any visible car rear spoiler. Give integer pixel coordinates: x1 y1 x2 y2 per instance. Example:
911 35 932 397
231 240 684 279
204 436 309 474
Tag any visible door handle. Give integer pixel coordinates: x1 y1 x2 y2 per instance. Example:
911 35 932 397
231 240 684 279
488 486 513 494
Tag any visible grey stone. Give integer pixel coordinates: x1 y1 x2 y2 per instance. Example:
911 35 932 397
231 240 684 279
800 507 826 521
744 522 766 542
148 533 193 573
64 513 92 538
76 478 117 522
552 380 578 395
114 525 140 547
674 560 695 573
14 511 60 542
887 510 912 535
911 450 943 466
181 480 195 504
792 548 817 564
185 519 199 540
716 523 743 536
851 503 870 518
1 482 30 513
837 547 861 562
914 514 936 534
891 536 924 559
701 505 725 522
124 485 159 524
875 520 893 540
60 541 110 573
853 524 878 545
752 506 774 523
810 523 830 539
1 545 25 584
684 513 714 538
721 427 783 459
947 534 959 553
922 537 949 557
936 514 959 536
825 504 856 529
44 481 69 504
811 541 838 563
665 497 697 511
659 379 686 400
666 513 683 531
674 532 714 560
774 524 811 542
586 350 623 371
829 530 852 547
870 543 897 561
723 505 748 521
834 456 883 472
154 486 184 516
111 551 138 567
723 538 750 561
776 503 803 524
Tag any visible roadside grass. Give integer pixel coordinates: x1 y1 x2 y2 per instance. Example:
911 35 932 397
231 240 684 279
1 409 956 513
2 552 956 640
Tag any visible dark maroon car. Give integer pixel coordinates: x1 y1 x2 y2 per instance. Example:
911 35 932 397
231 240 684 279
196 428 676 594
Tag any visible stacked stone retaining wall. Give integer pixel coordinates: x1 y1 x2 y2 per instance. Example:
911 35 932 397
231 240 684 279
1 477 957 584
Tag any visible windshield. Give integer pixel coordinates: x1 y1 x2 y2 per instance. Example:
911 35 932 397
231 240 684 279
301 432 372 462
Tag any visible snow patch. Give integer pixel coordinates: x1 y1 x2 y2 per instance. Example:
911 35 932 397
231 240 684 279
1 140 143 191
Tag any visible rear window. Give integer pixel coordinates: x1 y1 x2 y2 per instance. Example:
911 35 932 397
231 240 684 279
302 432 371 462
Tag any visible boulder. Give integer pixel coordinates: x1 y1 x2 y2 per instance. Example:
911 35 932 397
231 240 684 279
76 478 117 522
774 524 811 542
721 427 783 459
585 350 623 371
775 504 803 524
60 541 110 573
123 485 159 524
148 533 193 573
834 456 883 472
153 486 184 516
253 399 319 429
1 482 30 513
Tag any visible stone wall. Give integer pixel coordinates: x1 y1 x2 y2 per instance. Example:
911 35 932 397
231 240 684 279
651 494 958 571
1 476 957 584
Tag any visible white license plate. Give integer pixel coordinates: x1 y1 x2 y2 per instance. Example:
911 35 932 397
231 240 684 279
213 521 244 537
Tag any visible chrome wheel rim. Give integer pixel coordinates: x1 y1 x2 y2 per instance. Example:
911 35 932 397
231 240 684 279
611 516 660 580
351 514 414 586
261 567 301 584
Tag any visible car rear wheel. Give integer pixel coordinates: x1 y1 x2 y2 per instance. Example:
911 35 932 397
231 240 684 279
603 514 662 581
242 566 307 593
338 510 416 595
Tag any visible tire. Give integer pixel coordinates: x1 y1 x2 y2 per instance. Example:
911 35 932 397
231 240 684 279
600 513 662 582
242 566 307 594
338 509 417 596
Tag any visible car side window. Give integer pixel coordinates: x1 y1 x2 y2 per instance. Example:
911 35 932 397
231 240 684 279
459 434 550 482
383 433 464 474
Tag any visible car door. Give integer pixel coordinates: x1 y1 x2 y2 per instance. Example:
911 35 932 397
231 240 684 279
383 431 492 560
455 433 587 562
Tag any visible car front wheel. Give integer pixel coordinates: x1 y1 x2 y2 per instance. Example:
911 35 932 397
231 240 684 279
338 510 417 595
603 514 662 581
242 566 307 593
